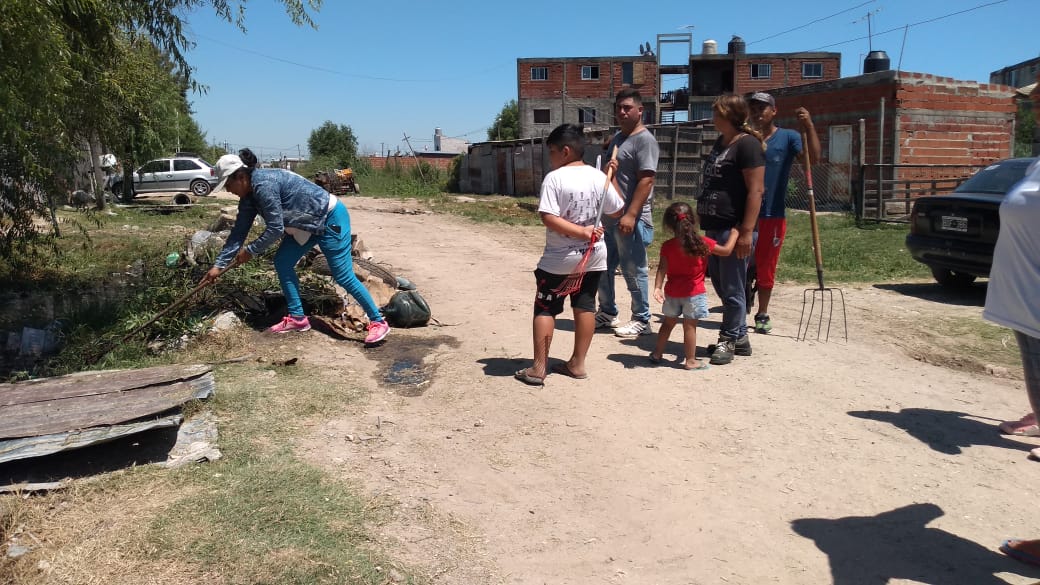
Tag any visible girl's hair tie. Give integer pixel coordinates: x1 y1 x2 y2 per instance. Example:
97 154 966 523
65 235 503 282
676 212 687 221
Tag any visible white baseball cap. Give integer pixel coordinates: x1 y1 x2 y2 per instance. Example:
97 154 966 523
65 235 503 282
213 154 246 193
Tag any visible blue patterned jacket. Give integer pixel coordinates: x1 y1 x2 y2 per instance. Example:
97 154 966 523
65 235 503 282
214 169 331 268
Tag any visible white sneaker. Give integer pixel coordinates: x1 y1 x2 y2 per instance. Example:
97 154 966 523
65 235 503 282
595 311 620 329
615 320 651 337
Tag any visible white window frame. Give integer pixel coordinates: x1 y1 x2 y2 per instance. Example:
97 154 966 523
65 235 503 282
750 63 772 79
802 62 823 79
581 65 600 80
530 67 548 81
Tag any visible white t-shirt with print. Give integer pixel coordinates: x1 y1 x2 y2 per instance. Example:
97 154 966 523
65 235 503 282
536 164 624 275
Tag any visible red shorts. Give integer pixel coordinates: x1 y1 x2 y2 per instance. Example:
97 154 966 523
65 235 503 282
754 217 787 289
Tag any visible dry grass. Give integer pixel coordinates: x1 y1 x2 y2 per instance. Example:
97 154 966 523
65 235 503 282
0 329 416 585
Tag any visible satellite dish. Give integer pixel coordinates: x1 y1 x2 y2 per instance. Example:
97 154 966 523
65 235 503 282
646 41 652 51
639 43 645 53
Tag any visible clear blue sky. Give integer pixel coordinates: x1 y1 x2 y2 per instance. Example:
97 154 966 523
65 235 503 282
183 0 1036 161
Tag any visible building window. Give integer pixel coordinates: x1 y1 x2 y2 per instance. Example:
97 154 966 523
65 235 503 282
691 103 713 121
622 62 633 85
581 65 600 80
533 109 550 124
802 62 823 79
578 107 597 124
750 63 772 79
530 67 548 81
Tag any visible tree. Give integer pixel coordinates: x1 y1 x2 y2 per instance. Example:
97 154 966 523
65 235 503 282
307 121 359 169
0 0 322 260
488 99 519 141
1015 101 1036 157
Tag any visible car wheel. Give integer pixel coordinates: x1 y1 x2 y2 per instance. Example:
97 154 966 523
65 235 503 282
191 179 212 197
930 266 977 288
111 180 135 202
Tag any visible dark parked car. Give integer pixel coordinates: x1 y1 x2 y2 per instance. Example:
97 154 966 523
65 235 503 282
906 157 1038 288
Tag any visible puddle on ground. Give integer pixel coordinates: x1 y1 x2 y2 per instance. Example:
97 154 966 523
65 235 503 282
370 335 458 396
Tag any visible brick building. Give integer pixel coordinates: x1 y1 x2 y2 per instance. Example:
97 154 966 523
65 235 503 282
516 55 658 139
769 70 1017 167
686 36 841 120
764 69 1017 215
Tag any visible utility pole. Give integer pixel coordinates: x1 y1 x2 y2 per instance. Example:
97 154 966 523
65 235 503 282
402 132 426 183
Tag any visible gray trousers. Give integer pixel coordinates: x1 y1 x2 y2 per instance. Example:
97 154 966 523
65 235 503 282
1017 331 1040 421
706 229 756 340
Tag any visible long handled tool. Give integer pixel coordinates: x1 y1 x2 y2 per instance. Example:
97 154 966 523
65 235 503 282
796 133 847 342
553 146 618 296
88 259 241 363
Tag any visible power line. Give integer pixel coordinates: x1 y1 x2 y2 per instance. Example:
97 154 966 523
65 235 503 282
809 0 1008 51
748 0 878 45
195 33 511 83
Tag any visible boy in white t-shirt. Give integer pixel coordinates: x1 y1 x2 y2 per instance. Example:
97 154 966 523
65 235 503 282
515 124 625 386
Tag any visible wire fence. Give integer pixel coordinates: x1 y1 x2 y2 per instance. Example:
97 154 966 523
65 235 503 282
785 162 856 213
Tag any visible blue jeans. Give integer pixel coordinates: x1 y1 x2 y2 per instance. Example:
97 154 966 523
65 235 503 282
706 229 755 339
598 220 653 323
272 201 384 322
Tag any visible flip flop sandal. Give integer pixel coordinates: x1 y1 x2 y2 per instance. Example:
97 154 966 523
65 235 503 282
1001 540 1040 567
684 360 710 371
514 369 545 386
551 362 588 380
998 418 1040 436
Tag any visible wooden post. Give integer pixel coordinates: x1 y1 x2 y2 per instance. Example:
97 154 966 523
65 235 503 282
670 124 679 200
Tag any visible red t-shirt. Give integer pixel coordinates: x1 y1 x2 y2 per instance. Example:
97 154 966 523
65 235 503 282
660 237 716 297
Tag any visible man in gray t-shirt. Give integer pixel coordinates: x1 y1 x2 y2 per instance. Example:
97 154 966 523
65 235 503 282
597 88 660 338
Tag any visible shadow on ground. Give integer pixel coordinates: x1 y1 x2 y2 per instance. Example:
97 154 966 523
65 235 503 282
873 282 988 307
477 357 528 377
792 503 1039 585
848 408 1035 455
0 426 178 486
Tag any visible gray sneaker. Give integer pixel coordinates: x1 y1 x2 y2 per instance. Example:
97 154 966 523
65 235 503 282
595 311 620 329
709 338 735 365
615 320 652 337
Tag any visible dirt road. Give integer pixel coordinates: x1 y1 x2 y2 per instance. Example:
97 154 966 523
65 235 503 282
293 197 1040 585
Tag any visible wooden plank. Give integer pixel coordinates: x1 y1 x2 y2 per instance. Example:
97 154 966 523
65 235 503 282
0 414 183 465
0 364 211 406
0 378 210 438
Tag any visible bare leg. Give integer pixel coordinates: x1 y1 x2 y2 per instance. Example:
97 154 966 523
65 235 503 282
757 287 774 316
526 314 555 379
564 308 595 377
652 317 678 361
682 318 700 369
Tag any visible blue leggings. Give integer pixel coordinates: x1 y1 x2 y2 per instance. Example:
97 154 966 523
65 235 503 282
272 201 384 322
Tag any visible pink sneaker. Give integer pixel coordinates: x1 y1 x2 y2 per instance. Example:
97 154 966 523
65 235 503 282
267 315 311 333
364 320 390 344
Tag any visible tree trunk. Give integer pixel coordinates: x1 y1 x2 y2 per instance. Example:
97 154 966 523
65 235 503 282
88 136 107 211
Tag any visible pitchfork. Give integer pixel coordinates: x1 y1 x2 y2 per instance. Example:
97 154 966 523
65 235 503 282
796 132 847 343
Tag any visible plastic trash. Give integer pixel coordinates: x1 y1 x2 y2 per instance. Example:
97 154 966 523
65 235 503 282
166 252 181 267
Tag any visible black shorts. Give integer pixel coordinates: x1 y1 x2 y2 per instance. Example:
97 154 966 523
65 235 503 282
533 268 603 316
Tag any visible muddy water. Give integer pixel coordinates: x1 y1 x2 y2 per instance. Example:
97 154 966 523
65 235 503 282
368 335 459 396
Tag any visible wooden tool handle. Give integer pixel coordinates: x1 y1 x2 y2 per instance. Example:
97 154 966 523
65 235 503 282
802 131 825 290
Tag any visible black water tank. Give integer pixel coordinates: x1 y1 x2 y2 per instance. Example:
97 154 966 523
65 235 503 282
727 35 746 55
864 50 890 74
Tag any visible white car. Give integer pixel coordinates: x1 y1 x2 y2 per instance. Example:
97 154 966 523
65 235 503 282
110 155 218 199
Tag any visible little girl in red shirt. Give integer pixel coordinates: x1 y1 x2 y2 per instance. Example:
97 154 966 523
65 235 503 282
650 201 737 370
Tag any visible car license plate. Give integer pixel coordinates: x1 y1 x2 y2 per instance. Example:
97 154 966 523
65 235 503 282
940 215 969 233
